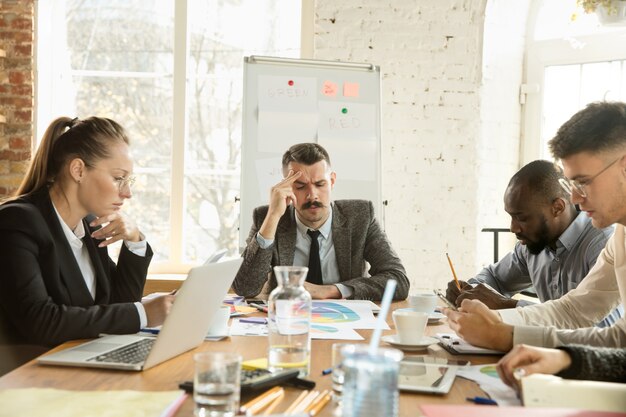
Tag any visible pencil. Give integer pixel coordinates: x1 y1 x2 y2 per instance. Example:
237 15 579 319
308 390 331 416
304 390 329 413
446 252 461 290
291 390 319 414
240 386 283 415
247 387 284 416
262 389 285 415
283 390 309 415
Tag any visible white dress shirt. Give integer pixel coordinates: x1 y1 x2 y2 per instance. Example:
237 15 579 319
52 204 148 327
256 206 353 298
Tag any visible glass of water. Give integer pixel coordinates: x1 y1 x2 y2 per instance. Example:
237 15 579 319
331 343 357 404
194 351 242 417
341 345 403 417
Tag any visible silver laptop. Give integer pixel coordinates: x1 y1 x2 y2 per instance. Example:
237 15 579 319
37 258 243 371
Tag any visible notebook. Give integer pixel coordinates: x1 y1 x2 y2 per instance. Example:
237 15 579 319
37 258 243 371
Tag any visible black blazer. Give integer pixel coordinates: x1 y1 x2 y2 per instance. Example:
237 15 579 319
0 187 152 347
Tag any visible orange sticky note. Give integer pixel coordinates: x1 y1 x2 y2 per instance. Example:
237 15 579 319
343 82 359 97
322 81 337 97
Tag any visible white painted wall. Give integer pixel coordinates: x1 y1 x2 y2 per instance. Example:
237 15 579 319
312 0 529 292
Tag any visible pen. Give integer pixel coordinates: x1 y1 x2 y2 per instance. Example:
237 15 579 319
140 328 160 335
240 317 268 324
446 252 461 290
250 303 269 313
466 396 497 405
321 367 332 375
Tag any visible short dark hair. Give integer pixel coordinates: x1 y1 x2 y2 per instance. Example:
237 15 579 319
508 160 569 204
549 101 626 159
281 143 331 171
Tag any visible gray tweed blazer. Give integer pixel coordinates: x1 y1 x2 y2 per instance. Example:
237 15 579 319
233 200 409 301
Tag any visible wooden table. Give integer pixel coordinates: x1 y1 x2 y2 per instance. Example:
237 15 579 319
0 301 500 416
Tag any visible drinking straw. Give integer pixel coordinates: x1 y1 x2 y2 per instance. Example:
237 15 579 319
368 279 397 355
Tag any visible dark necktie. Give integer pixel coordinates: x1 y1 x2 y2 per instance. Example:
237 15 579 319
306 229 323 285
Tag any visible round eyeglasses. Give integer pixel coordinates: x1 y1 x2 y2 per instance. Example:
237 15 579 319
114 175 136 191
558 157 620 198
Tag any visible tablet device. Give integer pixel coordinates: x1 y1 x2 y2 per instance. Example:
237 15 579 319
397 356 469 395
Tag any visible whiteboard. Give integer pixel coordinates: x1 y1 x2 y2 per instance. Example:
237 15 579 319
239 56 382 249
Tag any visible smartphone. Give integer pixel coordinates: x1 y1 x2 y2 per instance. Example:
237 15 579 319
433 289 458 311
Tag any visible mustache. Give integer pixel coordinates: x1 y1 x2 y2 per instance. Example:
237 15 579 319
302 201 324 209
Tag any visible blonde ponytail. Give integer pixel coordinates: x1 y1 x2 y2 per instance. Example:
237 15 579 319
15 117 74 196
13 116 129 198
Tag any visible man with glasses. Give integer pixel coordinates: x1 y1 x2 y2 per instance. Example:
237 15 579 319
444 101 626 350
445 160 618 328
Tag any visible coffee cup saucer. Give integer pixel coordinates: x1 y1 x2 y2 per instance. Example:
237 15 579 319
381 334 438 351
428 312 446 324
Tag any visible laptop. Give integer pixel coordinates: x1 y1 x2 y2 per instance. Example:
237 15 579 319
37 258 243 371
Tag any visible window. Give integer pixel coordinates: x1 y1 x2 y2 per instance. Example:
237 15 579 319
36 0 302 272
522 0 626 162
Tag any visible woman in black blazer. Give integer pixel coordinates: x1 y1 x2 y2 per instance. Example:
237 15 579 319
0 117 174 359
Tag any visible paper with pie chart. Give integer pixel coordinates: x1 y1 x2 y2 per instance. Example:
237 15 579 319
230 301 385 340
309 301 387 340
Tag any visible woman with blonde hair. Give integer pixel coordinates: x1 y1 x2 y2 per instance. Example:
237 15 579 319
0 116 173 371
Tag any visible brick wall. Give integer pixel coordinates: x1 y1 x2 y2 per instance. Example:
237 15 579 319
0 0 34 198
313 0 527 290
0 0 527 289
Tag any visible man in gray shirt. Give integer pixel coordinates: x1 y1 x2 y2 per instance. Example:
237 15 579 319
446 160 620 327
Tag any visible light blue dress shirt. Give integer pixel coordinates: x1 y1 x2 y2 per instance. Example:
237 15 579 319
470 212 621 327
256 206 353 298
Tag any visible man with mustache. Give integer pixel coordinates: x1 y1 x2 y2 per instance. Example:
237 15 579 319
445 160 619 327
233 143 409 300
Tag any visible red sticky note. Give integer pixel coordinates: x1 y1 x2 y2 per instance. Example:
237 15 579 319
322 80 337 97
343 82 359 97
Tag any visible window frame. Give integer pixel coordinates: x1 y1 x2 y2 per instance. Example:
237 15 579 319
522 32 626 164
34 0 313 274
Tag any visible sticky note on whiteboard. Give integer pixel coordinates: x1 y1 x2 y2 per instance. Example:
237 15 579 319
343 82 360 98
322 81 338 97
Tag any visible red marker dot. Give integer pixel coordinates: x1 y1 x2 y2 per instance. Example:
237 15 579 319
288 80 294 86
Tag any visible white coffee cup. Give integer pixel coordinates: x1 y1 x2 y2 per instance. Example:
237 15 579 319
206 305 231 336
392 308 429 344
408 292 438 314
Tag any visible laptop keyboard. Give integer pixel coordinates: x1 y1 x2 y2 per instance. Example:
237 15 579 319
88 338 155 365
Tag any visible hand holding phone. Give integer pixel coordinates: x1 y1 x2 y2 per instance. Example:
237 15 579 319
434 289 458 311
